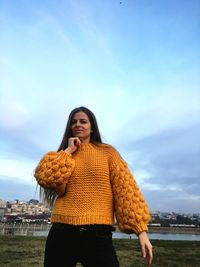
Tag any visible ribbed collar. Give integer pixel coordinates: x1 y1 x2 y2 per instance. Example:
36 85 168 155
77 143 95 151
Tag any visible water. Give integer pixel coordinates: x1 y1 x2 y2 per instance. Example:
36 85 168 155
33 230 49 236
32 230 200 241
1 223 200 241
112 232 200 241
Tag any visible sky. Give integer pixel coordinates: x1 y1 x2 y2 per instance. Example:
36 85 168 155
0 0 200 213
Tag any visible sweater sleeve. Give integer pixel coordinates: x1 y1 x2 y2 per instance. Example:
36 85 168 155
109 149 151 235
34 150 75 196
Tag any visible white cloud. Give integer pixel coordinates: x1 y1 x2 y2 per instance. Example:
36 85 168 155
117 88 200 142
0 98 29 129
0 158 36 185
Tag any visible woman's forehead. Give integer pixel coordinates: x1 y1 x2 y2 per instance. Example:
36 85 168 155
72 112 89 120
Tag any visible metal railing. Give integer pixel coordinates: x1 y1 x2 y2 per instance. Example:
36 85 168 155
0 222 51 236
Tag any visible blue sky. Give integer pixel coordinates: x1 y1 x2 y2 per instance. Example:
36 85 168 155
0 0 200 213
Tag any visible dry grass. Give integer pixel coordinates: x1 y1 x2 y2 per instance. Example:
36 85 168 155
0 236 200 267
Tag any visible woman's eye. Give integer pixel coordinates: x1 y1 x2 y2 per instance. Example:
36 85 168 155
71 120 88 125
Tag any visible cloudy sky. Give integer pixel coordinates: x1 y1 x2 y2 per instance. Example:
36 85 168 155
0 0 200 213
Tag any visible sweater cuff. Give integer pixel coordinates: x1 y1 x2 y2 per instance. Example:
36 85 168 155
134 222 148 236
57 150 73 159
54 184 66 196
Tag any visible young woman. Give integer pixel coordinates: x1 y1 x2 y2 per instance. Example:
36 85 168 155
34 106 153 267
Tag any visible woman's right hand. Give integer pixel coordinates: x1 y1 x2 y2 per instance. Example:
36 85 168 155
138 231 153 265
65 137 81 154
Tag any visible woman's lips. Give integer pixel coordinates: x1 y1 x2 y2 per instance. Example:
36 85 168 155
74 129 83 133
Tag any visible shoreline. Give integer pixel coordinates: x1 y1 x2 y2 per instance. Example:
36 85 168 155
148 226 200 235
114 226 200 235
1 223 200 236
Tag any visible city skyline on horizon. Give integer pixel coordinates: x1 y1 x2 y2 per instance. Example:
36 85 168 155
1 193 199 215
1 196 200 216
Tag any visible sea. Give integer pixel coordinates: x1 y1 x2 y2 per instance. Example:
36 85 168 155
1 223 200 241
33 230 200 241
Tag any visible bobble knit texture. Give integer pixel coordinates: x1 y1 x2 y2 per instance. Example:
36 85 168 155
34 143 150 235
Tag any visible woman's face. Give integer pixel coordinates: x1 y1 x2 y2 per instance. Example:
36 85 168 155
71 112 92 143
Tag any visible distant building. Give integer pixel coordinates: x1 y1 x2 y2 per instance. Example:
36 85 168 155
0 199 7 208
28 199 39 205
0 207 5 220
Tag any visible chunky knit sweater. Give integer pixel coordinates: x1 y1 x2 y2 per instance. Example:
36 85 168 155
34 143 150 235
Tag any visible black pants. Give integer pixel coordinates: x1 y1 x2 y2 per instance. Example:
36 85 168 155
44 223 120 267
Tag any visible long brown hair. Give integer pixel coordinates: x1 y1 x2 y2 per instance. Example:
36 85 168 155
40 106 103 207
58 106 102 151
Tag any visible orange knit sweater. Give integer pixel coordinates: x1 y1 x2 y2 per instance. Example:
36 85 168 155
34 143 150 235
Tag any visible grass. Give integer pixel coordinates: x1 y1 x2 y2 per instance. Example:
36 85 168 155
0 235 200 267
0 236 45 267
114 239 200 267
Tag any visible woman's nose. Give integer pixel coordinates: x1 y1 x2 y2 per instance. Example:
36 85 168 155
75 120 81 126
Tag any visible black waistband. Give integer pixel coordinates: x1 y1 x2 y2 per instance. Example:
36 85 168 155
52 223 115 232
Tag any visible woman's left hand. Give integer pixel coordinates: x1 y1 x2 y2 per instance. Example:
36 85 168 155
138 231 153 265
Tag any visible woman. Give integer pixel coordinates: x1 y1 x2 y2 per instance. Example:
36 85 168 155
34 106 153 267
